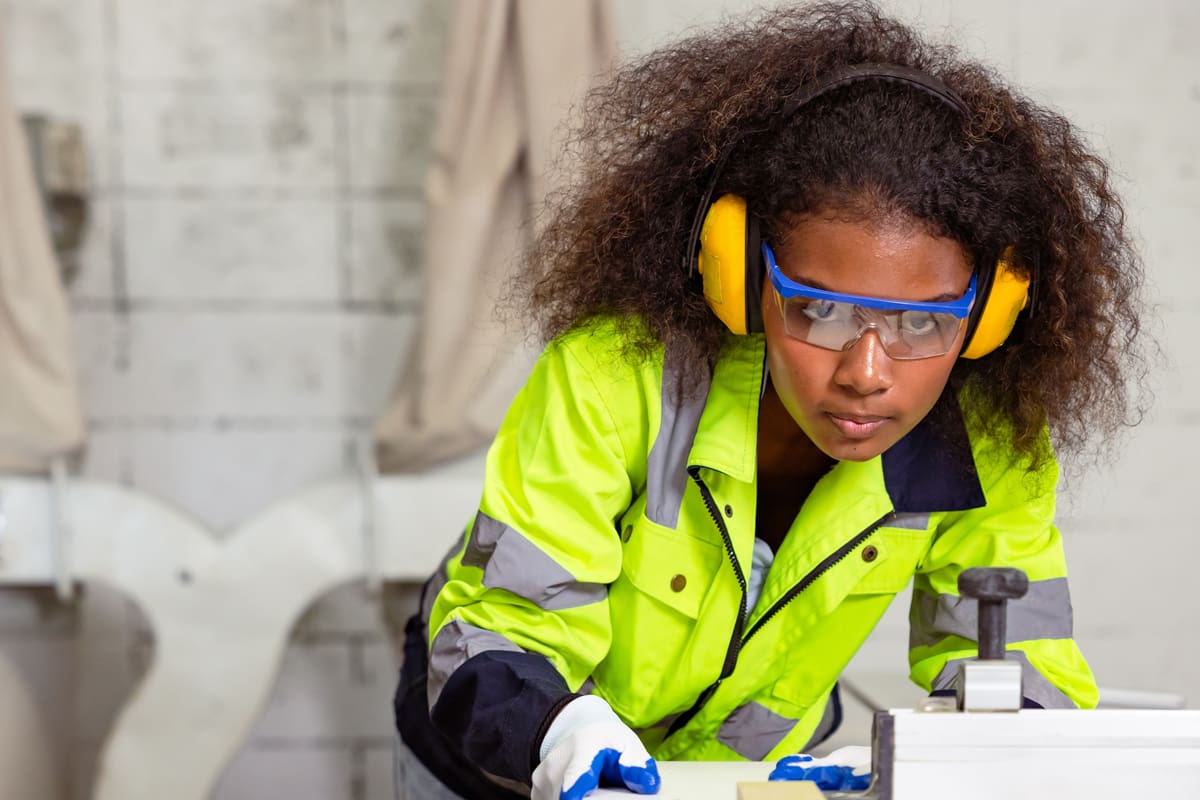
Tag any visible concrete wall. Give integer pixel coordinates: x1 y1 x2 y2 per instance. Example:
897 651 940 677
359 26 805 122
1 1 441 796
0 0 1195 797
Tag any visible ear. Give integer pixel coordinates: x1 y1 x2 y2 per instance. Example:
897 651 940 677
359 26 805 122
960 248 1030 359
698 194 758 334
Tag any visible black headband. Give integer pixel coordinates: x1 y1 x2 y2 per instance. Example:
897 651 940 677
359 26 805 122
686 63 970 278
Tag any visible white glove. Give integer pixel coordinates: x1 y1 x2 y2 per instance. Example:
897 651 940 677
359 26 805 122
531 695 661 800
768 745 872 790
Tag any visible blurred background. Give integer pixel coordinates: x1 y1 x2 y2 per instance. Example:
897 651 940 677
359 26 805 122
0 0 1196 798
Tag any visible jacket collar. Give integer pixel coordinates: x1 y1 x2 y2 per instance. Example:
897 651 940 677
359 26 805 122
881 391 986 513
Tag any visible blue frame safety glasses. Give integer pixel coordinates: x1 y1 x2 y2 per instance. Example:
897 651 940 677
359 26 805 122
762 241 976 360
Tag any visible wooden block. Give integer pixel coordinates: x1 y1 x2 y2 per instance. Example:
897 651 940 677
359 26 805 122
736 780 826 799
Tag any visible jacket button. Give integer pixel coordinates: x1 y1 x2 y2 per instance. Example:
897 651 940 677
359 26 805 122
670 574 687 592
861 545 879 563
724 504 733 518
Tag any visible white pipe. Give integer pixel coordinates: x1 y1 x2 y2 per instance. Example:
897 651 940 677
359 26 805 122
1097 687 1188 710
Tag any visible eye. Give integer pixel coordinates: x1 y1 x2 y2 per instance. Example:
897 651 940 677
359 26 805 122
899 311 941 335
802 300 844 322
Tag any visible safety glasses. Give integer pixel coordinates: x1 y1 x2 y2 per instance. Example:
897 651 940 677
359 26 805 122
763 242 976 360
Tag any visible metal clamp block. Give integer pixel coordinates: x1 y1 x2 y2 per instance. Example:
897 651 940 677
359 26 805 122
957 659 1023 712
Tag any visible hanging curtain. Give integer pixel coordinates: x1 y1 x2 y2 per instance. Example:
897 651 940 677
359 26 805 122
373 0 616 472
0 57 85 473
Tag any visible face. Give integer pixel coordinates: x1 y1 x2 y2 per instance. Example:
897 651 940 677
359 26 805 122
761 213 973 462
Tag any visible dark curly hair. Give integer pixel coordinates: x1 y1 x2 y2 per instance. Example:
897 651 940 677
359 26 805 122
517 0 1153 469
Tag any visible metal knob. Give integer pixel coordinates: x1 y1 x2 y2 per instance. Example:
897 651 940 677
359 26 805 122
957 567 1028 660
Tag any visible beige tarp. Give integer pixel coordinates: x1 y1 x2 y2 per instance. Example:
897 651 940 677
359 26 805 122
374 0 616 472
0 58 85 473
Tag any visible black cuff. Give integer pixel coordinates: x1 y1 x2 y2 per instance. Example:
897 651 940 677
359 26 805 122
431 650 572 786
530 692 585 774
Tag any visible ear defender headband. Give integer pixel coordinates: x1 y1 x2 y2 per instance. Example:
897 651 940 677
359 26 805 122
689 63 1032 359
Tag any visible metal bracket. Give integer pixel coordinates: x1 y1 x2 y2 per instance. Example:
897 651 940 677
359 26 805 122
956 659 1023 711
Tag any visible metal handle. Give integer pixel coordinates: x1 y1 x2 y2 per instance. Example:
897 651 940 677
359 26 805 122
958 567 1028 660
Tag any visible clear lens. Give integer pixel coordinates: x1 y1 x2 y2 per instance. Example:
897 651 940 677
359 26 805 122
777 294 964 359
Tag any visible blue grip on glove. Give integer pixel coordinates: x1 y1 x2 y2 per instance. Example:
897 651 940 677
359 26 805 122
769 754 871 791
560 748 660 800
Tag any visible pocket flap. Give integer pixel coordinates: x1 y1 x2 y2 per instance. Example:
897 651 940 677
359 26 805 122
622 523 723 619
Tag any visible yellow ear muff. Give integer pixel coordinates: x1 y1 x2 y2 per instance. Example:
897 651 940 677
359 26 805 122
960 247 1030 359
697 194 751 335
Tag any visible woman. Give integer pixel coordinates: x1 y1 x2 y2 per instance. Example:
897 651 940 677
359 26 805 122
393 3 1152 798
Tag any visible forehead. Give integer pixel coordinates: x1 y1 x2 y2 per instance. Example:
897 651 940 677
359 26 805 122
771 213 972 298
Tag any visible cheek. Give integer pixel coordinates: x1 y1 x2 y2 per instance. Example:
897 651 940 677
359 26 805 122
765 338 832 413
761 292 833 414
904 359 959 411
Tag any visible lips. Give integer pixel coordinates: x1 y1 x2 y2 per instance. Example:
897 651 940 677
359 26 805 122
826 412 890 439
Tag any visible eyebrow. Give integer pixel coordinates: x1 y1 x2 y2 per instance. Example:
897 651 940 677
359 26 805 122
794 274 964 304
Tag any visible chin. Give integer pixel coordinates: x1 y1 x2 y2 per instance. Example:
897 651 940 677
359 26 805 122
817 434 894 463
828 444 885 462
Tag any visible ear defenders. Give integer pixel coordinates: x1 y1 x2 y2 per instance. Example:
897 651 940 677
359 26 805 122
689 64 1032 359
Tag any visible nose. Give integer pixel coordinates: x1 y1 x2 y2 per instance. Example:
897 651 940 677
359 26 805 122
833 328 894 395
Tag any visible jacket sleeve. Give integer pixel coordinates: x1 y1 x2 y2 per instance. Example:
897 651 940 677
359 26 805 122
426 330 648 785
908 431 1099 709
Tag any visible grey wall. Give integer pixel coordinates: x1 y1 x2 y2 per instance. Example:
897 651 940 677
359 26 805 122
0 0 1196 797
2 1 443 796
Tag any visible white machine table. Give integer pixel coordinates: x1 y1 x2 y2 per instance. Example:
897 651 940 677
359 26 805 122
593 707 1200 799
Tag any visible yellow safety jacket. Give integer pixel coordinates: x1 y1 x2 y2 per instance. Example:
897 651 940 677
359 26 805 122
397 319 1096 794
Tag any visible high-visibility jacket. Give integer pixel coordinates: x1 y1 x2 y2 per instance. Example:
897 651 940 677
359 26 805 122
395 319 1096 796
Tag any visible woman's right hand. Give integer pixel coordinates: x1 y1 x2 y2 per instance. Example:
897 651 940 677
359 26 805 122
531 696 661 800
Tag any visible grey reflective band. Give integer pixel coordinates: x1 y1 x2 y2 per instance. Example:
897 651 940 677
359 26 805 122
645 343 709 528
801 692 840 751
717 701 798 761
910 576 1074 650
427 618 527 707
932 649 1077 709
462 511 607 611
421 531 467 622
887 512 931 531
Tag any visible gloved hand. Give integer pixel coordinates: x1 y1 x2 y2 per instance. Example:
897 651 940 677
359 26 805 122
531 695 661 800
768 745 872 791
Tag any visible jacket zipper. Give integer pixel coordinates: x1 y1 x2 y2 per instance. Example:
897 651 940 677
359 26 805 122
667 465 893 737
740 509 894 643
666 467 746 737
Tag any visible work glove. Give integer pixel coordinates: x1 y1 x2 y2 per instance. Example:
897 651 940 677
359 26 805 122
531 695 661 800
768 745 872 791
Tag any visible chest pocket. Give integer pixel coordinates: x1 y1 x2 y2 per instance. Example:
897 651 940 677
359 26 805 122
618 521 722 619
597 519 725 722
852 527 932 594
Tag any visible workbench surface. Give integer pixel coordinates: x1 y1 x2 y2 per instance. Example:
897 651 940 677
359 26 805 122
592 761 777 798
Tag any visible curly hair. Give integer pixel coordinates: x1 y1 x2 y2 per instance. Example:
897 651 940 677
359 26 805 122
517 0 1152 469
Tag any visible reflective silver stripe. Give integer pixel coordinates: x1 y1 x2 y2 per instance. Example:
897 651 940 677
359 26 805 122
420 530 467 622
717 701 798 761
645 344 709 528
932 649 1077 709
910 576 1074 650
462 511 607 611
427 618 526 707
801 692 839 751
887 512 931 531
